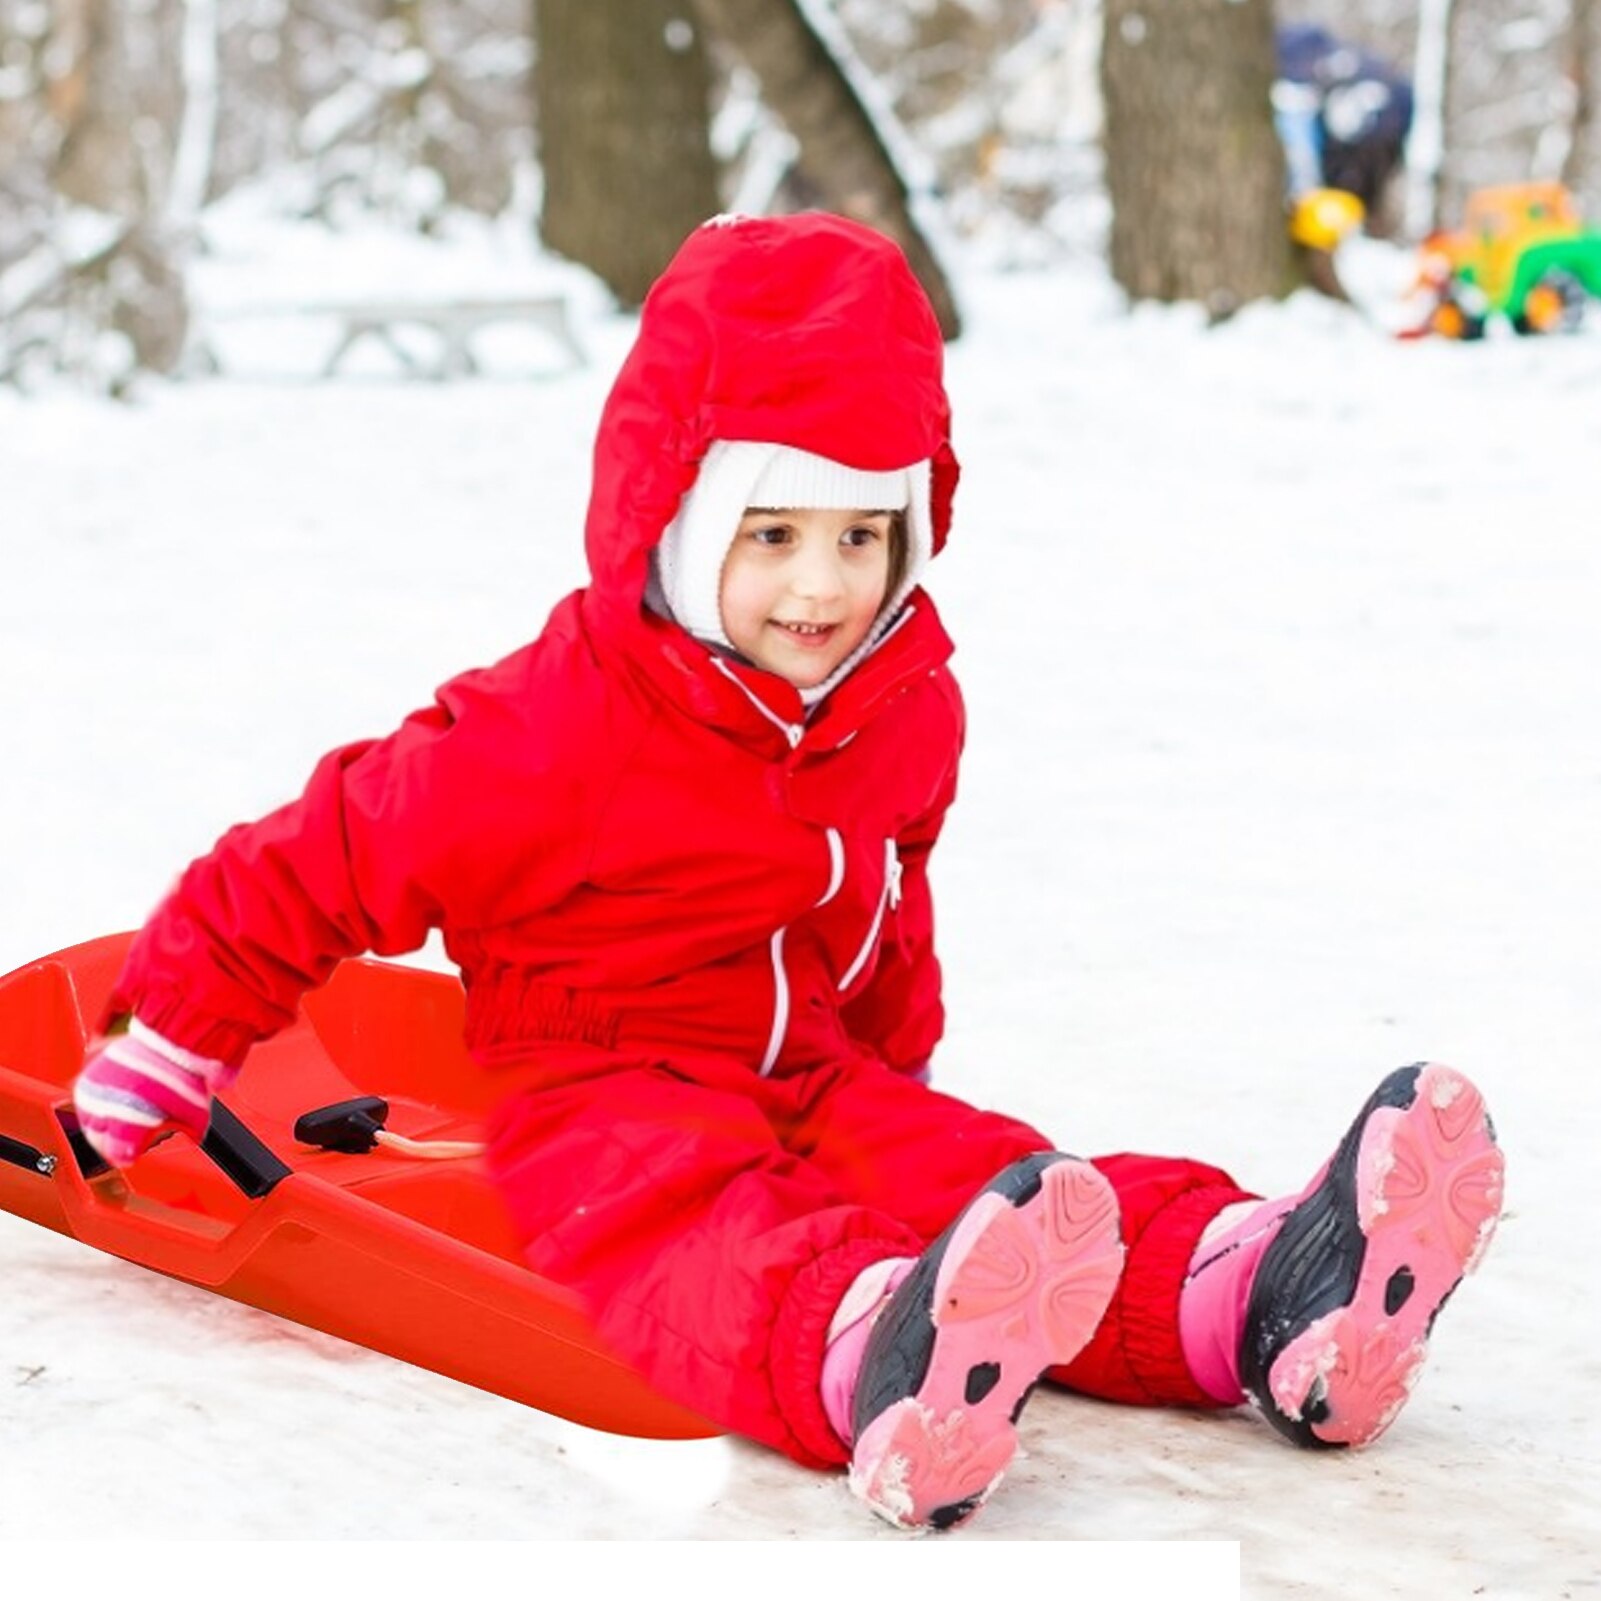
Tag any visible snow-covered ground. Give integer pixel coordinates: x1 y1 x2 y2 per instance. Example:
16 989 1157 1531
1 222 1598 1591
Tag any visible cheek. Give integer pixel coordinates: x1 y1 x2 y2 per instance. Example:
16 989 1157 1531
718 559 768 631
852 556 892 615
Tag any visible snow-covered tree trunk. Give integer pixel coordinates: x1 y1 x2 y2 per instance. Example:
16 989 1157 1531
44 0 189 375
50 0 144 215
1100 0 1290 313
689 0 961 338
165 0 221 237
534 0 721 307
1563 0 1599 204
1404 0 1455 237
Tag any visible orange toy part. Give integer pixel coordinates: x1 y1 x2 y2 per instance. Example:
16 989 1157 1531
0 933 718 1441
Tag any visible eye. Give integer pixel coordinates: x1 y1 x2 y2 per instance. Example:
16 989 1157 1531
744 522 791 547
842 522 886 549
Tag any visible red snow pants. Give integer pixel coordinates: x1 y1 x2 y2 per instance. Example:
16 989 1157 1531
485 1046 1254 1469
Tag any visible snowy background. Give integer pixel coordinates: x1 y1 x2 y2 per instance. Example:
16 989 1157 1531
1 219 1598 1591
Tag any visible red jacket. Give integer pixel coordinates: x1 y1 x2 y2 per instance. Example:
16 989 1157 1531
108 214 966 1083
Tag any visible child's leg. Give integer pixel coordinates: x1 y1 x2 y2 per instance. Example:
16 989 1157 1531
1051 1061 1504 1453
786 1056 1501 1441
1052 1063 1503 1448
487 1055 921 1469
793 1061 1128 1521
786 1057 1253 1410
1047 1152 1256 1407
787 1056 1067 1235
487 1048 1123 1526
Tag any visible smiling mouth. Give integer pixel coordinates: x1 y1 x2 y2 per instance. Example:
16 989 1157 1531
773 620 838 639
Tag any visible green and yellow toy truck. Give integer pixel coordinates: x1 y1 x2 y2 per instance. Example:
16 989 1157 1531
1413 181 1601 339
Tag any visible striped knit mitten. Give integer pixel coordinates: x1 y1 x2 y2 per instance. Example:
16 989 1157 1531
72 1020 237 1167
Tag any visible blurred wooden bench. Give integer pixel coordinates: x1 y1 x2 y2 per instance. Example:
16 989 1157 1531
194 292 586 379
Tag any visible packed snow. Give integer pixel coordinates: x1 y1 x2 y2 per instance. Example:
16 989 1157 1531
1 215 1597 1593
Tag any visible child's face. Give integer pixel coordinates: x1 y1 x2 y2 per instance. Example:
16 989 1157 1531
719 507 895 689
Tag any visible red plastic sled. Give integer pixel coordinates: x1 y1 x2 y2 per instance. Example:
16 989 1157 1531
0 932 716 1441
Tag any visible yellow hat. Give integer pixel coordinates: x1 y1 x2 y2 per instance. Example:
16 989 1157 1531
1290 188 1366 251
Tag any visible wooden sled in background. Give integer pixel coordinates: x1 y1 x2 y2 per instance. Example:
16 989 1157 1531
0 932 715 1441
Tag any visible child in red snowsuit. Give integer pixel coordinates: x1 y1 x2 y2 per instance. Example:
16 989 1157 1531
72 214 1504 1531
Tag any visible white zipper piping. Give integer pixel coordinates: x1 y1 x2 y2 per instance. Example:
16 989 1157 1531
818 827 845 907
710 656 804 748
759 827 846 1077
839 837 901 993
758 929 790 1076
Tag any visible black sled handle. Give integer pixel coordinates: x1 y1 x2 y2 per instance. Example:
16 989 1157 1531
58 1097 291 1200
200 1100 292 1199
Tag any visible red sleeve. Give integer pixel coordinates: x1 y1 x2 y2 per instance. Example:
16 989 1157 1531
104 649 593 1066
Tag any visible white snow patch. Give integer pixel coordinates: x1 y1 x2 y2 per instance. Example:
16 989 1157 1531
850 1448 918 1528
1361 1140 1397 1225
1271 1324 1343 1422
1465 1209 1502 1276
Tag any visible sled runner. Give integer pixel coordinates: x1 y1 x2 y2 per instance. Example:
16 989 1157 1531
0 932 717 1440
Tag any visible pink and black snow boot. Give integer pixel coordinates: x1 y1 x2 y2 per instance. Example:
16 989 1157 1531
1192 1062 1504 1450
848 1152 1124 1531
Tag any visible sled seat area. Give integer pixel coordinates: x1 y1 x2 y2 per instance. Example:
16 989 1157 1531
0 933 717 1440
0 933 520 1251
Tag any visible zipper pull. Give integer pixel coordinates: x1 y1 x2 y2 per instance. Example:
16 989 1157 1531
886 841 903 909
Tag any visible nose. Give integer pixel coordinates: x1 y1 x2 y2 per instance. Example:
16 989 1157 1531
788 539 845 602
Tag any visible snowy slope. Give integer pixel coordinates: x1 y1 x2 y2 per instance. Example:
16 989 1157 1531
1 235 1597 1588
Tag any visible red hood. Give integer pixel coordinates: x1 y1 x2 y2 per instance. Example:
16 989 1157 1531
582 213 959 627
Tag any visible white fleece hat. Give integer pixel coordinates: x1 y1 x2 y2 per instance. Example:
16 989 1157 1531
652 442 934 666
